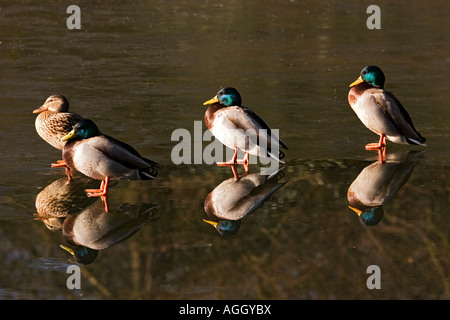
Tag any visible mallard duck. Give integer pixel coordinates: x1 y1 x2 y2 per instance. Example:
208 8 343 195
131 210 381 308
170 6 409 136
34 176 98 231
347 150 421 226
60 244 99 265
348 66 426 153
33 95 84 175
203 87 288 177
60 119 158 199
203 168 286 236
60 203 158 264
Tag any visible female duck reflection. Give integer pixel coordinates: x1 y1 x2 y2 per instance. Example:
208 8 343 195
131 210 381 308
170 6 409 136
203 168 286 236
35 176 158 264
347 150 423 226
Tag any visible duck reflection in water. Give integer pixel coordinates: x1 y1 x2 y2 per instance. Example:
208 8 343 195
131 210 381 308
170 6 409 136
34 176 100 231
203 168 286 236
60 202 158 264
347 150 423 226
34 177 158 264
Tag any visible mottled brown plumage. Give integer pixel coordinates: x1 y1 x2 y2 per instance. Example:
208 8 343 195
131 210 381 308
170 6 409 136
33 94 84 150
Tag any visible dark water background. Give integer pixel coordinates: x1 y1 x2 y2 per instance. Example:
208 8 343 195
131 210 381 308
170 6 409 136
0 1 449 299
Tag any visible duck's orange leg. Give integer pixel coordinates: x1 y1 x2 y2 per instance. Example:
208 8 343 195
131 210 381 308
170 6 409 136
217 150 249 168
217 150 250 179
365 134 386 150
51 160 66 167
365 135 386 164
217 149 239 166
236 152 249 164
51 160 73 181
376 146 386 164
230 165 239 180
236 152 249 174
85 177 110 197
100 196 109 212
85 178 111 211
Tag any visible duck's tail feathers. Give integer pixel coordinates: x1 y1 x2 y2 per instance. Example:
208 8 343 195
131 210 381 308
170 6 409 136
406 136 427 147
144 158 159 167
266 149 285 164
138 165 158 180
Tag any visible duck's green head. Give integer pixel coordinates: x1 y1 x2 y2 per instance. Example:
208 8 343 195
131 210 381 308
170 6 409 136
203 219 241 236
349 66 385 89
61 119 100 142
60 244 99 265
349 206 384 226
203 87 242 107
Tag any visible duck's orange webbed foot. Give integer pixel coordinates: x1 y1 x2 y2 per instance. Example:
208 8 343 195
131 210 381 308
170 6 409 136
216 151 250 179
217 160 238 166
86 183 110 212
51 160 73 180
217 149 239 167
85 178 110 197
235 153 249 174
365 135 386 150
365 143 385 150
51 159 67 167
364 135 386 164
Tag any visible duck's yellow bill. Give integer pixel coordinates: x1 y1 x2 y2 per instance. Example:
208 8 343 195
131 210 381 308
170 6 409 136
203 95 219 105
203 219 218 228
349 76 364 87
60 130 75 142
60 244 75 256
348 206 362 216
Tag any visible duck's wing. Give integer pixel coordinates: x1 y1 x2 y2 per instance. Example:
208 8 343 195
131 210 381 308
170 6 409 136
213 106 287 160
371 90 426 144
86 135 158 170
241 106 289 150
208 174 285 220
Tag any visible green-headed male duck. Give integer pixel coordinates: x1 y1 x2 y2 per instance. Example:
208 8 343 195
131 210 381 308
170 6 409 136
203 169 286 236
348 66 426 153
203 87 288 177
60 119 158 200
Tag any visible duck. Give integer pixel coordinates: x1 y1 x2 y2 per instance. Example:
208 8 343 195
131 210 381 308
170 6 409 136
60 202 158 264
33 95 84 176
60 119 158 202
203 87 288 178
347 150 422 226
348 66 426 156
34 176 98 231
60 244 99 265
203 168 286 236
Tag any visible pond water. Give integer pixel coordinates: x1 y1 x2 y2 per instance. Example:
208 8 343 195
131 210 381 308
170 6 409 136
0 1 449 300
